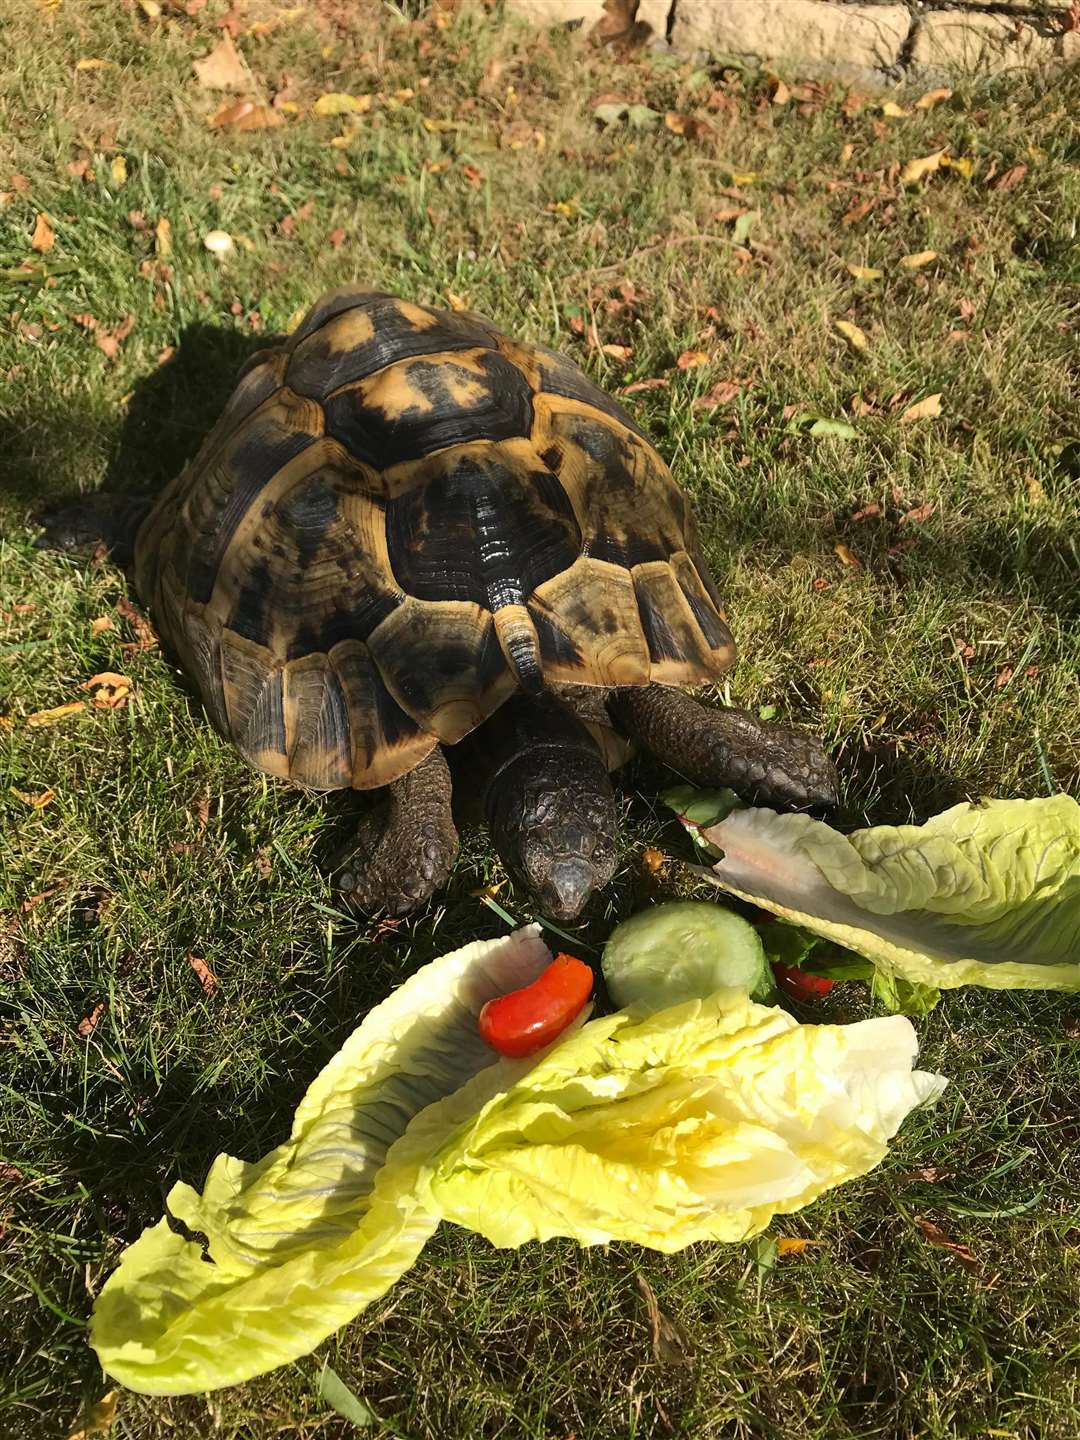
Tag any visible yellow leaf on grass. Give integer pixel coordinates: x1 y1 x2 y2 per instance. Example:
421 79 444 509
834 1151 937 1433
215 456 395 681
771 79 791 105
30 213 55 252
81 672 132 708
899 393 943 423
75 58 112 71
154 215 171 258
777 1238 826 1256
313 92 372 116
900 249 937 269
26 702 86 727
445 290 470 311
915 87 952 110
208 101 283 132
900 149 946 184
730 170 758 185
834 542 862 568
846 264 883 280
110 155 127 185
66 1389 119 1440
89 616 116 635
423 118 462 133
941 153 975 180
880 101 908 118
601 343 633 360
676 350 710 369
835 319 869 352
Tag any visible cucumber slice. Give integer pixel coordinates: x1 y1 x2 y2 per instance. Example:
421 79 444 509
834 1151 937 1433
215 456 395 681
602 900 774 1012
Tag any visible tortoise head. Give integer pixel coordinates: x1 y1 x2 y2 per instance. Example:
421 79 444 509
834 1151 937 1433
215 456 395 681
485 748 619 923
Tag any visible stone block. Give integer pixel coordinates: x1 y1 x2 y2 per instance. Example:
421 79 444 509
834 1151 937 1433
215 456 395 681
670 0 911 74
910 11 1059 73
503 0 671 40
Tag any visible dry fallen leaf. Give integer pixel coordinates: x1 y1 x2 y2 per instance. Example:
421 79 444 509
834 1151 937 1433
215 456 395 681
835 319 869 353
941 154 975 180
193 34 249 91
641 847 666 875
992 164 1027 192
10 787 56 809
846 264 883 280
771 79 791 106
75 57 112 72
77 1003 108 1039
600 343 633 360
620 377 669 394
66 1390 119 1440
189 953 218 993
30 213 55 253
899 249 938 270
313 92 372 116
777 1237 826 1257
636 1274 695 1365
26 702 86 728
81 672 132 708
693 378 745 410
880 101 908 118
110 155 127 186
154 215 171 258
916 1219 980 1273
915 87 952 110
89 615 116 635
834 542 862 568
115 597 157 649
900 150 946 184
461 163 483 189
208 100 283 132
900 501 935 524
899 393 943 423
676 350 710 370
841 198 875 227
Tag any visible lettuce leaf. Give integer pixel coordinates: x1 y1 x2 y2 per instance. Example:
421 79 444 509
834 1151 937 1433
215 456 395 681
680 795 1080 992
91 926 562 1395
421 994 944 1253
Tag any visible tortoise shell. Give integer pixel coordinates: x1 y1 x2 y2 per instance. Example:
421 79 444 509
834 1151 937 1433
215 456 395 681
135 289 736 791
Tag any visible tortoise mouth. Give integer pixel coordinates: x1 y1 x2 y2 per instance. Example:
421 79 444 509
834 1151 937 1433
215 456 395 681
536 857 595 923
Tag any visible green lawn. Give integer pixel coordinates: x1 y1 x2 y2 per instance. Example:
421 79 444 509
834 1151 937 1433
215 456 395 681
2 3 1080 1437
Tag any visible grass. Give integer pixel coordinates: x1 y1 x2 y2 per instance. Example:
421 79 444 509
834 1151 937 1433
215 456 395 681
1 2 1079 1436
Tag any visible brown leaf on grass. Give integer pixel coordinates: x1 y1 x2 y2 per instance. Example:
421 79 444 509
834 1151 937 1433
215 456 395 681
10 787 56 809
461 163 483 189
899 393 942 423
841 198 875 227
77 1002 108 1039
901 1165 957 1183
115 597 157 648
693 379 745 410
601 343 633 360
208 100 283 132
191 790 211 829
834 542 862 568
31 213 55 252
79 313 135 360
664 113 714 142
852 501 881 521
916 1219 980 1273
26 702 86 728
80 672 132 708
899 249 937 270
636 1274 695 1365
189 953 218 993
89 615 116 635
620 377 669 394
193 34 249 91
996 665 1014 688
675 350 709 370
22 883 65 913
326 226 346 249
641 847 666 875
67 1389 119 1439
713 206 749 224
900 501 935 524
992 164 1027 192
777 1237 826 1256
771 78 791 105
915 87 952 110
254 846 273 879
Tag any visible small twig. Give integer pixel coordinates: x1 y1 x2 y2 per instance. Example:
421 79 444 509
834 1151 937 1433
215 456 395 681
572 233 733 281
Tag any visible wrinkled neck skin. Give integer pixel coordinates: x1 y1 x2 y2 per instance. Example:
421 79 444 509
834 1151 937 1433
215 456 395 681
462 693 619 923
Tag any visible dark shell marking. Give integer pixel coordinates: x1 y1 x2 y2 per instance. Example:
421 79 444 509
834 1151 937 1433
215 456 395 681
136 289 735 790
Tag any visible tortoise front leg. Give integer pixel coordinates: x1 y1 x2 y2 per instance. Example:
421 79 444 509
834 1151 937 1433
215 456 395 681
336 746 459 916
609 684 839 812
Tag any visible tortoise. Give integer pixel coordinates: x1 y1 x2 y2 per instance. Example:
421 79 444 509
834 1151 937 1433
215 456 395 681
41 288 838 922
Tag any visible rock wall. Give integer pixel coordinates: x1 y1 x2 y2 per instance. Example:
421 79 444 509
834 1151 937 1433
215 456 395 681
505 0 1078 84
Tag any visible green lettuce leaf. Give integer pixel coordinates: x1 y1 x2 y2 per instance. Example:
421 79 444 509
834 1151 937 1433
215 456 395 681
421 994 945 1253
91 926 563 1395
682 795 1080 992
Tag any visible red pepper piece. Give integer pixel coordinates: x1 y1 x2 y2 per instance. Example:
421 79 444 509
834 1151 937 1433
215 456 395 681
772 961 835 1003
479 953 594 1058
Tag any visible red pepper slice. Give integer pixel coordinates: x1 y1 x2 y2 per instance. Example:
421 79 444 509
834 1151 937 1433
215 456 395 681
479 953 593 1058
772 961 835 1002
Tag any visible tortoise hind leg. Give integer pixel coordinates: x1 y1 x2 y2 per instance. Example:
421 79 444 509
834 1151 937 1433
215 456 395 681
336 747 459 917
36 493 152 565
609 684 839 812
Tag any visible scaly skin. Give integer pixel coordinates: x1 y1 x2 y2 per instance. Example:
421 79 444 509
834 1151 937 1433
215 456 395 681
336 747 459 916
36 494 152 566
608 684 839 811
